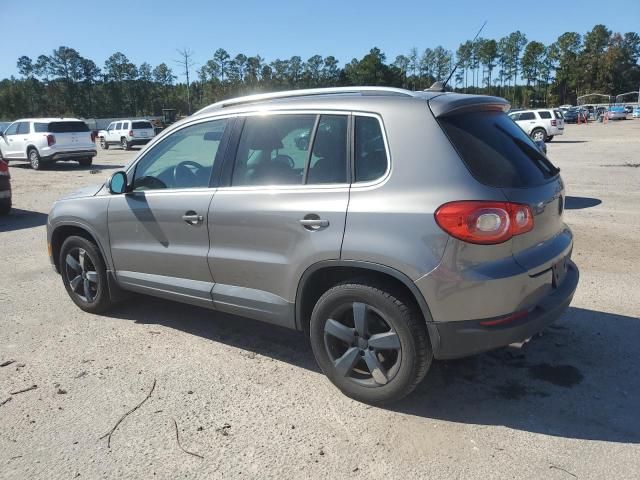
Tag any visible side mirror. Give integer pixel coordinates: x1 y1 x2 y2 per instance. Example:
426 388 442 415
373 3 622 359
108 171 128 194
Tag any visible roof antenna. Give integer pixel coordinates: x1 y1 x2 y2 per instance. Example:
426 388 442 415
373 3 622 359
427 20 487 92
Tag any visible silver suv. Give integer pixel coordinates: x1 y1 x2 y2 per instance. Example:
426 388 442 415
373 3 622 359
0 118 96 169
47 87 579 404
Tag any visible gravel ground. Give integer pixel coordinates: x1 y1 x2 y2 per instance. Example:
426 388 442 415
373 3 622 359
1 119 639 479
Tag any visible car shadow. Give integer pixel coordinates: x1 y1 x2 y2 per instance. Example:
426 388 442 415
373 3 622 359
108 298 640 444
9 163 123 171
550 140 588 144
0 208 48 232
565 196 602 210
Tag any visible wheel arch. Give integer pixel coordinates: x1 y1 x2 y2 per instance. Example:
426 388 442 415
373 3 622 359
295 260 437 338
50 222 110 273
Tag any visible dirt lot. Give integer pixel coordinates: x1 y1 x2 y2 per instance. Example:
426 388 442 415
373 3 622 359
1 119 639 479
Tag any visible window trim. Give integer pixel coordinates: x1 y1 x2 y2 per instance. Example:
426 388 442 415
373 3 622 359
350 112 391 188
125 116 234 193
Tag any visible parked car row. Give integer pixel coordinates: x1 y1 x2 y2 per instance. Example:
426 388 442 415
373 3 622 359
0 118 156 169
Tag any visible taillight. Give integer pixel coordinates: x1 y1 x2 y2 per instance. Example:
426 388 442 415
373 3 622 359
47 134 56 146
551 119 557 126
0 159 9 176
435 201 534 245
129 130 134 137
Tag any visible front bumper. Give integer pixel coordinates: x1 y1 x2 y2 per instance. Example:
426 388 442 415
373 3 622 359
429 260 579 360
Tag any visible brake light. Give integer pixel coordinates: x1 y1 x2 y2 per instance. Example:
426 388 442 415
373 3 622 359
47 134 56 146
129 130 134 137
0 159 9 176
551 119 557 126
435 201 534 244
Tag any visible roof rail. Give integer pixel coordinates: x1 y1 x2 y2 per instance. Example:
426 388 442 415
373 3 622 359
195 87 416 115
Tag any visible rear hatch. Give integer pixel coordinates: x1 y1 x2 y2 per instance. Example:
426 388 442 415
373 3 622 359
553 109 565 130
47 121 93 149
131 121 155 140
432 101 571 275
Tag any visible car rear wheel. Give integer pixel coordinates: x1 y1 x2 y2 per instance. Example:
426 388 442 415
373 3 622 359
531 128 546 142
28 148 41 170
99 137 109 150
78 157 93 167
60 235 113 313
0 198 10 215
309 282 432 404
121 138 130 150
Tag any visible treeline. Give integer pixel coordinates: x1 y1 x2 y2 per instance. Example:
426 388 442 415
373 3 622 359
0 24 638 120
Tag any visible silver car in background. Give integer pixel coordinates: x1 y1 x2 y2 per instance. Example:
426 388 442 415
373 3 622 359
46 87 579 404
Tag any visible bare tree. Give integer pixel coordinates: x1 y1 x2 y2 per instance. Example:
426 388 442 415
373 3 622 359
175 47 196 114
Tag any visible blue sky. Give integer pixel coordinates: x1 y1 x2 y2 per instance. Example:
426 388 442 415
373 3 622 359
1 0 639 80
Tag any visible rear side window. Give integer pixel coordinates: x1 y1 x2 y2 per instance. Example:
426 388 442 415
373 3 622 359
538 111 552 119
307 115 348 184
17 122 31 134
132 121 153 129
115 122 122 130
354 116 388 183
438 111 559 188
48 121 89 133
34 123 48 133
518 112 535 120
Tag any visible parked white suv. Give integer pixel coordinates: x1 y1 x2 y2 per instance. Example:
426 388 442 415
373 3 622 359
508 109 564 142
98 119 155 150
0 118 96 170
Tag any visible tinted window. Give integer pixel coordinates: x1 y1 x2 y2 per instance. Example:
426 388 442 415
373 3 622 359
48 121 89 133
438 111 559 188
553 110 563 119
307 115 348 184
354 116 388 183
4 123 19 135
538 111 552 119
115 122 122 130
34 123 48 133
232 114 315 186
132 121 153 129
133 119 229 191
509 113 520 121
17 122 30 134
518 112 535 120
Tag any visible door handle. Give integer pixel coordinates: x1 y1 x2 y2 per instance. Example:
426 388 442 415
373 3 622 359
182 211 203 225
300 217 329 230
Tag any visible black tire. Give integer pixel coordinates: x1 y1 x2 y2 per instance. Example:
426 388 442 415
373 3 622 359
28 148 42 170
546 135 554 142
531 128 547 143
99 137 109 150
0 198 10 215
121 138 130 150
59 235 113 313
78 157 93 167
309 281 432 404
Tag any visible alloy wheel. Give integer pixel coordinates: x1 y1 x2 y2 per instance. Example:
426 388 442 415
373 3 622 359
323 302 402 387
64 247 99 303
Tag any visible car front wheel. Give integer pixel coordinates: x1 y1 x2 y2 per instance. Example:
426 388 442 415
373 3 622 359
60 235 113 313
310 282 432 404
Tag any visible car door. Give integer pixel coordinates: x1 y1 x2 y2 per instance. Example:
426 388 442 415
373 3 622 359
1 122 21 159
208 113 350 328
105 123 115 143
15 121 31 157
107 117 232 307
112 122 122 144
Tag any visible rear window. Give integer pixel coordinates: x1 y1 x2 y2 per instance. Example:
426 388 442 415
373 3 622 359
538 111 552 119
47 121 89 133
554 110 563 119
132 121 153 129
438 111 559 188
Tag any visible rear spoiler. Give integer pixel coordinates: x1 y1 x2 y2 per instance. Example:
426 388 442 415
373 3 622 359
428 93 510 118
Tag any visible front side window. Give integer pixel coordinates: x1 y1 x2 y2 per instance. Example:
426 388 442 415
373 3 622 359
133 119 229 191
4 123 19 136
231 114 316 186
354 116 388 183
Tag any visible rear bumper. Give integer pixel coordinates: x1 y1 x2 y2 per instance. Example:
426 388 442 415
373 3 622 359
129 138 151 146
430 260 579 360
42 149 97 162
